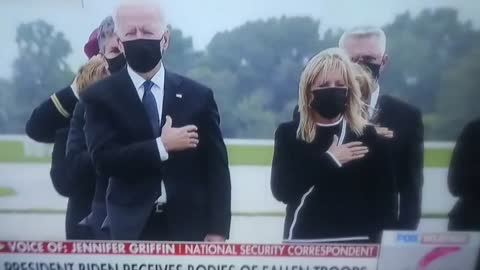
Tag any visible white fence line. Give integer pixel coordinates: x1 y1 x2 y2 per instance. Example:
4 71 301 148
225 139 274 146
424 141 455 149
226 138 455 149
0 135 455 158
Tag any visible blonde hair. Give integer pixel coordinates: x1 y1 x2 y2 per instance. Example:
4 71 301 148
76 55 110 95
297 48 369 143
353 63 375 101
114 0 169 35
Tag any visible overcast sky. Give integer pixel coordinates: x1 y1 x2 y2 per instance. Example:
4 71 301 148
0 0 478 79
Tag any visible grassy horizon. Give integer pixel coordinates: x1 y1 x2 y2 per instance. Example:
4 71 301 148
0 140 452 167
0 186 16 197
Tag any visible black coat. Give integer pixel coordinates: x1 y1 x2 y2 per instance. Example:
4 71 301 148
82 68 231 241
50 128 94 239
66 103 109 239
374 95 424 230
292 94 423 230
27 84 91 240
26 86 78 143
271 121 396 242
448 119 480 231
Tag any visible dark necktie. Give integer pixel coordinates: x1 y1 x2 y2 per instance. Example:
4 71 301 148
142 80 160 137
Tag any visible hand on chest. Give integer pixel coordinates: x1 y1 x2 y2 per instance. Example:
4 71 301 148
114 88 202 139
297 126 373 169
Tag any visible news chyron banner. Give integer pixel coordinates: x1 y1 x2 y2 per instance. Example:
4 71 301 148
378 231 480 270
0 242 379 270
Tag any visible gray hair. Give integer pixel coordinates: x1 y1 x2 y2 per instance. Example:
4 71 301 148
114 0 168 35
339 26 387 54
97 16 115 54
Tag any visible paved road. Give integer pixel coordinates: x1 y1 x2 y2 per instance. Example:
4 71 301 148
0 214 447 242
0 164 452 242
0 164 456 213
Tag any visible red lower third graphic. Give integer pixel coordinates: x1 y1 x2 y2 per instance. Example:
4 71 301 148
417 246 462 270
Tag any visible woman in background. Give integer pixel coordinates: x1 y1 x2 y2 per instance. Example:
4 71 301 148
65 55 111 239
49 55 109 239
353 64 394 139
35 28 99 240
25 28 99 143
271 48 396 243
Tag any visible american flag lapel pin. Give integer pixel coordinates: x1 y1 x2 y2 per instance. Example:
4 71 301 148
176 93 183 99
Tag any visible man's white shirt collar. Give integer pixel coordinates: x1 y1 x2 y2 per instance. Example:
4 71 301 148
127 63 165 95
369 85 380 118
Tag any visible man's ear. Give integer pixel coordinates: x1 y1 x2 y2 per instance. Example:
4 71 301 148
117 36 125 54
380 53 389 73
162 29 170 53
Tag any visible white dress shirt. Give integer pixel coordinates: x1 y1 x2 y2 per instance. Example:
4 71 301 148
369 85 380 119
127 64 168 204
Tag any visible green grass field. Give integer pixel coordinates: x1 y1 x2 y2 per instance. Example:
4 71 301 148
0 140 452 167
0 186 16 197
0 141 50 163
227 144 452 167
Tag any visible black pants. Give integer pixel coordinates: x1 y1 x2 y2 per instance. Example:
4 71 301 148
139 208 169 241
65 197 92 240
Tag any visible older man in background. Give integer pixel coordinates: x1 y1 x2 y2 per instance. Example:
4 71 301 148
82 0 231 241
97 16 126 73
339 27 424 230
62 16 125 240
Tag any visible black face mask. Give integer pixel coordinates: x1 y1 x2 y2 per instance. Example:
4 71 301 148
311 87 348 119
123 39 162 73
360 61 381 80
106 54 126 74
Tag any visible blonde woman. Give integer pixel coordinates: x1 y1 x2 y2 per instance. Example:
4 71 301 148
271 48 395 243
353 63 394 139
50 55 110 239
67 55 111 239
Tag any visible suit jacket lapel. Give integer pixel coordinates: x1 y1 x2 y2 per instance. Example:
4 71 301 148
161 71 182 128
116 68 153 138
373 95 386 125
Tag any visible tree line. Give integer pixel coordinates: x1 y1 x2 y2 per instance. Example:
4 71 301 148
1 7 479 140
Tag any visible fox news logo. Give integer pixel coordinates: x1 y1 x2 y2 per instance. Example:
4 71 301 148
396 233 420 243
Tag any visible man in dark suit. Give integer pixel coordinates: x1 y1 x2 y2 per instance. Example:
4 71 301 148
82 0 231 241
339 27 424 230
